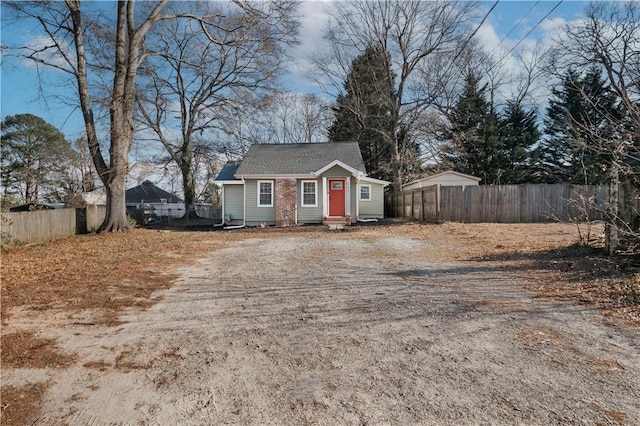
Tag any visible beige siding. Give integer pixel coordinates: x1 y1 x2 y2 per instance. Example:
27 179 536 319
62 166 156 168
224 185 244 221
358 182 385 218
297 179 323 223
245 180 276 224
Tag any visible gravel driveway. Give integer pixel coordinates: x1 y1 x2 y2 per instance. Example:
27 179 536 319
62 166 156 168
6 232 640 425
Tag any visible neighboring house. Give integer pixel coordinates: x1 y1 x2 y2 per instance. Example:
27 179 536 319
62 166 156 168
125 180 185 220
402 171 481 191
214 142 390 227
9 202 67 212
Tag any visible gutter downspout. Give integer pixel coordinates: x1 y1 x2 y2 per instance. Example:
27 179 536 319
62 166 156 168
214 183 225 227
355 175 360 220
224 179 246 230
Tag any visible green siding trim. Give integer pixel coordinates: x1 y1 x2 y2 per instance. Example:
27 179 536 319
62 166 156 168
245 180 276 223
358 182 385 218
297 179 323 222
224 185 244 221
349 176 357 216
226 172 386 224
322 165 352 178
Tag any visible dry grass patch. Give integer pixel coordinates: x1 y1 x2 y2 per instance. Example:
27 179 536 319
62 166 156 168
1 330 76 369
1 228 233 325
1 383 49 426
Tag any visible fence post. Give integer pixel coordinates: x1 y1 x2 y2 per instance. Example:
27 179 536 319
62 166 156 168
75 208 88 235
436 185 440 222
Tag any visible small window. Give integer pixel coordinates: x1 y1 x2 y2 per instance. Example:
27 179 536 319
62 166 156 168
331 181 343 190
360 184 371 201
258 180 273 207
301 180 317 207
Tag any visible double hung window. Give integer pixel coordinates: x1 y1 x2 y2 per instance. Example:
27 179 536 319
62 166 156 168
301 181 317 207
258 180 273 207
359 184 371 201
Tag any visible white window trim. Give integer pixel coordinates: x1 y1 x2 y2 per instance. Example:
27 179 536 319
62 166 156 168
301 180 318 207
257 180 273 207
359 184 372 201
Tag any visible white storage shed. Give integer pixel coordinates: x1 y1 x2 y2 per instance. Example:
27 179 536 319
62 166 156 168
402 171 481 191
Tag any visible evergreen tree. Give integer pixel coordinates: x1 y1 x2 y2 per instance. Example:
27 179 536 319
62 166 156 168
328 45 397 181
498 101 540 184
440 72 502 184
1 114 75 203
538 67 621 184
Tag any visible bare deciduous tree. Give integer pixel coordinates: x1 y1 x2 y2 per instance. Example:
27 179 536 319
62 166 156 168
136 1 300 217
6 1 178 230
253 92 332 144
6 1 299 230
211 91 331 160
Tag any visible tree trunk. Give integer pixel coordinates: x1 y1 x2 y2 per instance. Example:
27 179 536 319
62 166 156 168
100 175 129 231
97 1 133 232
391 147 402 193
605 167 620 255
180 162 198 219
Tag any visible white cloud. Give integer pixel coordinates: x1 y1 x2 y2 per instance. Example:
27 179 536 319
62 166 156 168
477 23 502 52
286 1 332 94
540 16 567 33
21 35 75 72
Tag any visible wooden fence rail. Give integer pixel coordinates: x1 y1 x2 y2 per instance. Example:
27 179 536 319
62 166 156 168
386 184 610 223
1 206 106 244
385 185 439 222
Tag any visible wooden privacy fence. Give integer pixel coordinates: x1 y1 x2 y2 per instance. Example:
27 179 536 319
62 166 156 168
386 184 609 223
1 205 106 244
385 185 439 222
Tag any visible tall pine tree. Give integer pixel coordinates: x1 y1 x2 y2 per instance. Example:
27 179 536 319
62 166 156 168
538 67 621 184
328 45 397 181
498 101 540 184
440 72 502 184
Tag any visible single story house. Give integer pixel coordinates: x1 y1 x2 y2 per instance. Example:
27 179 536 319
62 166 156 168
402 171 480 191
214 142 390 227
126 180 185 219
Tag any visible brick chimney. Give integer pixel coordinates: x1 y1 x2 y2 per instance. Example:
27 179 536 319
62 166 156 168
275 178 297 226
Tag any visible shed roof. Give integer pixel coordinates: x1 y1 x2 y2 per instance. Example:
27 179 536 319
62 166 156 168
234 142 367 176
402 170 481 188
125 181 183 203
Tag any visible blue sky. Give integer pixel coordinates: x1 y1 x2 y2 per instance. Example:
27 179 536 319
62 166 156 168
1 1 588 140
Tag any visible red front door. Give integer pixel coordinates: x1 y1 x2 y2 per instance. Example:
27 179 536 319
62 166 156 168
328 179 346 216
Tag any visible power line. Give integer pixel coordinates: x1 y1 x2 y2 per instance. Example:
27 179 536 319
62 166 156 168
449 0 500 66
490 0 540 55
491 0 564 72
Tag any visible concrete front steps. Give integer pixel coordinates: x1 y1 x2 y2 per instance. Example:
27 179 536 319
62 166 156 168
322 216 351 230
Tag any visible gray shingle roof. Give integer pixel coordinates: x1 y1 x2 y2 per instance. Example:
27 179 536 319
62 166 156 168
126 181 183 203
215 161 242 181
235 142 366 176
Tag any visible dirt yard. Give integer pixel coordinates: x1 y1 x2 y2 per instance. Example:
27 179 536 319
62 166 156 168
2 222 639 425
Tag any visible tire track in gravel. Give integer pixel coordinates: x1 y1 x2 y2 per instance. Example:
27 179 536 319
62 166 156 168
7 233 639 425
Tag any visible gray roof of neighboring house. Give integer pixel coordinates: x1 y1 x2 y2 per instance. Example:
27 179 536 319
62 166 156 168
125 180 183 203
234 142 367 176
215 161 242 181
